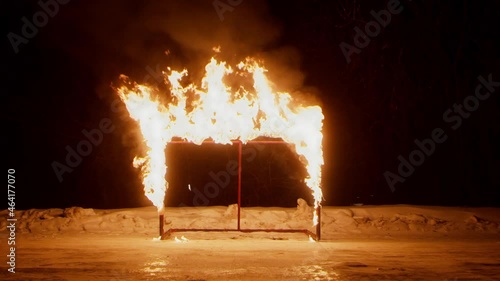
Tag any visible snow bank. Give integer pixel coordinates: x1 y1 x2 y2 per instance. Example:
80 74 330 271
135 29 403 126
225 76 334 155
321 205 500 238
1 203 499 239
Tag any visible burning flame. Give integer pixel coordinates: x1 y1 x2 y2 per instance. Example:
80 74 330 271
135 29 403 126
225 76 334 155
116 55 324 225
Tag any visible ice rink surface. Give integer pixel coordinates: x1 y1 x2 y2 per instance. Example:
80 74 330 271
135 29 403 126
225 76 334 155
1 205 499 280
1 233 499 281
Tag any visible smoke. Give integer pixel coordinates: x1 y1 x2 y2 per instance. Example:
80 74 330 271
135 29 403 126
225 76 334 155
142 0 282 62
40 0 317 93
42 1 276 74
39 0 322 124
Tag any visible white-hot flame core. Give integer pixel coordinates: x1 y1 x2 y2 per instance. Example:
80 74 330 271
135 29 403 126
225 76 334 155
117 56 324 225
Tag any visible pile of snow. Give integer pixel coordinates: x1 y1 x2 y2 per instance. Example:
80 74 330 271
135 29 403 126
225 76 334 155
320 205 500 238
1 201 499 239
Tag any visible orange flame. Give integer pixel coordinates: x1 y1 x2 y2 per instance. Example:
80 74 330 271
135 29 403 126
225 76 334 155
117 55 324 224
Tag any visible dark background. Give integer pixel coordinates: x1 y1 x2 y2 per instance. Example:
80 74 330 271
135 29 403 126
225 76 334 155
3 0 499 210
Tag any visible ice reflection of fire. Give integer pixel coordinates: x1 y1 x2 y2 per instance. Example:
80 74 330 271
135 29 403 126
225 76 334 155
116 54 324 225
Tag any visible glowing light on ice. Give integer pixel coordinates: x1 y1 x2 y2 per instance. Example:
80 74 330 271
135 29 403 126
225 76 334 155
174 236 189 243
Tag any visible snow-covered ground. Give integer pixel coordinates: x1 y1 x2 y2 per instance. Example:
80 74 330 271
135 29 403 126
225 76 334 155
1 202 499 280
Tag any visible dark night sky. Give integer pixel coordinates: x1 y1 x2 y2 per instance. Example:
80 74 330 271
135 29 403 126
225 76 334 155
3 0 500 210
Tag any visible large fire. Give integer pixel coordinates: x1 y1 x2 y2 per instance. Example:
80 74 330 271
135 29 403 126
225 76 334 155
116 55 324 225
